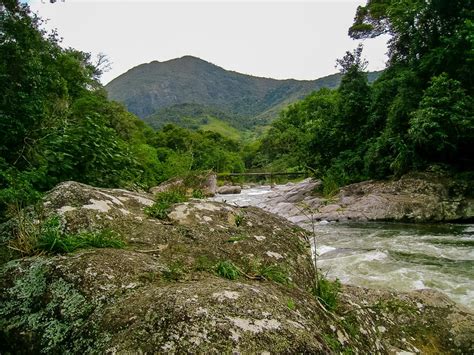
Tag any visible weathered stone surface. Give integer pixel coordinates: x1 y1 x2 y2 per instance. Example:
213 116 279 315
149 173 217 196
0 181 472 353
217 185 242 195
149 179 184 195
249 173 474 222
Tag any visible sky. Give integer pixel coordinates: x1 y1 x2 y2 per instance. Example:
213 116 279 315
26 0 389 85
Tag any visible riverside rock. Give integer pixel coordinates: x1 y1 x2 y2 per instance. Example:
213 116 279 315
217 185 242 195
0 181 473 353
245 173 474 223
149 172 217 196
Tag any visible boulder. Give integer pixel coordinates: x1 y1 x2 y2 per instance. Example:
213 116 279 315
150 173 217 196
149 178 184 195
0 181 472 353
251 173 474 222
217 185 242 195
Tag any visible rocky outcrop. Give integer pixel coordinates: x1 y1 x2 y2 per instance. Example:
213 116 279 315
0 181 473 353
247 173 474 223
149 173 217 196
217 185 242 195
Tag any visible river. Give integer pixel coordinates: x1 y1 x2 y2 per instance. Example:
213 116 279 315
211 184 474 310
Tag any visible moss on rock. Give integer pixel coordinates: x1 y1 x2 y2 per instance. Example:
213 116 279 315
0 181 472 353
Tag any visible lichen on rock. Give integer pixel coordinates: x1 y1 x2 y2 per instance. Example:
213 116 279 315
0 181 472 353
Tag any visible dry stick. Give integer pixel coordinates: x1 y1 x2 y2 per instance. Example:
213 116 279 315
292 202 320 290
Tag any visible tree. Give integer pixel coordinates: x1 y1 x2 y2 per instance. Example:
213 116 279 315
409 73 474 162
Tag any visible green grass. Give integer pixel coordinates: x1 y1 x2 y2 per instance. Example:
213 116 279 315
287 298 296 310
191 189 205 199
163 261 185 281
260 264 289 284
194 255 215 271
215 260 240 280
199 116 242 141
36 216 125 254
145 188 188 219
234 213 244 227
312 277 341 311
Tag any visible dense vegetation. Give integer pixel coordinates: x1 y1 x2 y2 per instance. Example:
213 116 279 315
0 1 244 221
143 103 244 140
253 0 473 188
1 0 472 221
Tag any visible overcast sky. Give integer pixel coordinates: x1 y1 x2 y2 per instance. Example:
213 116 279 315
26 0 389 84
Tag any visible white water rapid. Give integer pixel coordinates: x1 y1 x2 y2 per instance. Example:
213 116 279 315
211 184 474 310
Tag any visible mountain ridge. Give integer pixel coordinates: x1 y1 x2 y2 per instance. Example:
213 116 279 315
105 55 380 130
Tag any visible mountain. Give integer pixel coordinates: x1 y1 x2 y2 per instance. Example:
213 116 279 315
105 55 380 131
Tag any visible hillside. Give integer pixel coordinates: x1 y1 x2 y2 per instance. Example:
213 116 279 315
106 56 380 130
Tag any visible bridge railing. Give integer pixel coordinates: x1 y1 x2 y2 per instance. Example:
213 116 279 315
217 171 310 184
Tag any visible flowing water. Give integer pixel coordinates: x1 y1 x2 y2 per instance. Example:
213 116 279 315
211 185 474 310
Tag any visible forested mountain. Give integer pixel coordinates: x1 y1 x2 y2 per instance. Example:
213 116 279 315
105 56 380 129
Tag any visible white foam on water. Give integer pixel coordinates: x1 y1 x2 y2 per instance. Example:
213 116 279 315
363 250 388 262
247 189 272 196
208 185 474 310
316 245 337 256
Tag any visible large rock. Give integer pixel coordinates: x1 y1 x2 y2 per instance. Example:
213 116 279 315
217 185 242 194
251 173 474 222
0 181 472 353
150 173 217 196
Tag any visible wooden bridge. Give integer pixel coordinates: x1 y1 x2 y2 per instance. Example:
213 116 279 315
217 172 309 177
217 172 310 183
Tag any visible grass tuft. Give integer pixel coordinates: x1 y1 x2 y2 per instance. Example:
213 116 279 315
215 260 240 280
145 188 188 219
260 264 290 284
312 277 341 311
234 213 244 227
9 214 125 255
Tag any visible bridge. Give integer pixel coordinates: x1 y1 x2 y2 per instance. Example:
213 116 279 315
217 172 309 177
217 171 310 183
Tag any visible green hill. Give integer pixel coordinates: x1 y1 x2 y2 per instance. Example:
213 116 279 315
105 56 380 131
144 103 243 140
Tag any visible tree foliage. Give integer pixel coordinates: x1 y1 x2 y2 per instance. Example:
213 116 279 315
0 1 243 220
254 0 473 186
